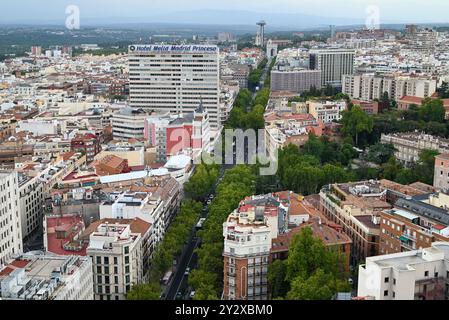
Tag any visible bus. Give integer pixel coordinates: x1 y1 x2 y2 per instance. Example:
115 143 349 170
162 271 173 285
196 218 206 230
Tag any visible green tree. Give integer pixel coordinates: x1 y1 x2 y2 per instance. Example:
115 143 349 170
415 149 440 185
418 98 445 123
364 143 396 165
287 269 334 300
341 105 374 147
381 157 402 181
286 227 334 281
268 260 289 299
127 283 161 300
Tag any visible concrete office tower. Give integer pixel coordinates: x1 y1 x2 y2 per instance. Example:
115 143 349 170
270 69 322 93
309 49 355 87
330 25 336 39
0 171 23 268
128 45 221 135
256 21 267 47
111 107 148 140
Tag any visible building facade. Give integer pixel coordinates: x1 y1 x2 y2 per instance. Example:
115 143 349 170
71 133 101 163
381 132 449 166
0 254 93 300
309 49 355 87
85 219 151 300
343 74 437 102
357 242 449 300
308 100 347 123
18 173 43 241
0 171 23 268
111 107 148 140
270 69 322 93
128 45 221 131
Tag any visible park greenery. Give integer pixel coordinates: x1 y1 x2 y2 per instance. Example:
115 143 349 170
226 88 268 131
248 58 268 91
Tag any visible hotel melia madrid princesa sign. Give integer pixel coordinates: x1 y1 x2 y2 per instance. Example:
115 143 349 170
129 45 218 53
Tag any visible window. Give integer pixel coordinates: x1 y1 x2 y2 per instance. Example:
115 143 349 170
393 279 396 285
425 271 429 277
393 292 396 298
96 256 101 264
124 246 129 254
435 272 439 278
104 257 109 264
384 290 388 297
114 257 118 264
384 277 389 283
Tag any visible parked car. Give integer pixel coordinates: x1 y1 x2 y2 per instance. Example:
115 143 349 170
184 267 191 276
189 291 196 300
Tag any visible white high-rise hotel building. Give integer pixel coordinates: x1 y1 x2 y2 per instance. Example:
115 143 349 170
128 44 221 136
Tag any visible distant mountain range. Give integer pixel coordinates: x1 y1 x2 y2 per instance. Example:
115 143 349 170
0 10 367 29
2 9 449 32
113 10 365 29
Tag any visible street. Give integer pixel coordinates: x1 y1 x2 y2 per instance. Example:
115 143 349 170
165 58 271 300
164 166 226 300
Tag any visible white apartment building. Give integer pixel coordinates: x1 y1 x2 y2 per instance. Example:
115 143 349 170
309 49 355 87
223 210 271 300
86 220 151 300
111 107 148 140
0 171 23 268
343 74 437 102
18 173 43 241
380 132 449 166
0 254 93 300
358 242 449 300
100 190 173 246
308 100 347 123
16 119 61 136
128 45 221 132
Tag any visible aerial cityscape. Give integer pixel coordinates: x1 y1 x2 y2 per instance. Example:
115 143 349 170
2 0 449 307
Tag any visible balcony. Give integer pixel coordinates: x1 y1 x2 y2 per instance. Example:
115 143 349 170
401 233 416 241
401 241 416 251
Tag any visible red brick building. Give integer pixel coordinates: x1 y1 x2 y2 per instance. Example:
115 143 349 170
71 133 101 163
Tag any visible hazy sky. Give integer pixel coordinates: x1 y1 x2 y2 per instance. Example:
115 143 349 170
1 0 448 24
